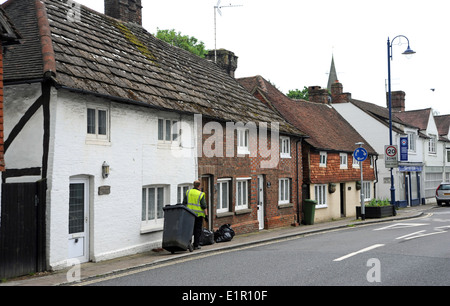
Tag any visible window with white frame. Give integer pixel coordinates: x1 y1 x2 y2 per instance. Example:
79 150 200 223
217 179 231 213
314 184 327 208
142 185 167 228
362 181 371 201
428 134 437 154
236 178 250 210
237 128 250 155
340 153 348 169
177 184 193 204
87 106 109 141
280 136 291 158
279 178 291 204
408 132 416 152
158 118 179 143
352 154 360 168
319 151 327 167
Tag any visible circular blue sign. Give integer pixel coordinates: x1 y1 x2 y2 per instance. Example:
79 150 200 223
354 148 368 162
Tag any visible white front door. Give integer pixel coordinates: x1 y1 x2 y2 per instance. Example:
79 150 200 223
257 175 265 230
68 178 89 263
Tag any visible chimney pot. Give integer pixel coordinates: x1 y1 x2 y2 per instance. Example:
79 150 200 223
105 0 142 25
387 91 406 112
206 49 238 78
308 86 329 104
330 81 350 104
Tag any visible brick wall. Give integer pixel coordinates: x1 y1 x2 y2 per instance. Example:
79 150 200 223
306 148 376 184
251 132 301 228
198 118 301 234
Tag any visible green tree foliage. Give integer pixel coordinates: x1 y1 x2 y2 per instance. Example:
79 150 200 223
155 28 207 58
286 86 309 101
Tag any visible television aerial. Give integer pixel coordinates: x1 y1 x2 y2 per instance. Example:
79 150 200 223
214 0 243 62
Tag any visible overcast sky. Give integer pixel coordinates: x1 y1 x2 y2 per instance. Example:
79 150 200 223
4 0 450 115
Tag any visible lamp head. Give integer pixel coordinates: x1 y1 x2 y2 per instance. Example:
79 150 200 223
402 45 416 56
102 161 110 179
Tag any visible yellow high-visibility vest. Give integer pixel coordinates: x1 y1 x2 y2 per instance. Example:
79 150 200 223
186 189 205 217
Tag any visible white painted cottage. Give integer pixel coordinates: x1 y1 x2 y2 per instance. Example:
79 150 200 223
2 0 199 270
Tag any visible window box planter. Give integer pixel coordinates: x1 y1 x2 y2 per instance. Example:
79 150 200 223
356 205 396 219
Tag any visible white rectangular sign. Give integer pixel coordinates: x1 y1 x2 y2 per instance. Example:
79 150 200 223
385 145 398 168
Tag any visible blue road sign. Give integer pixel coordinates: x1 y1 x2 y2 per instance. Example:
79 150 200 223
354 147 368 162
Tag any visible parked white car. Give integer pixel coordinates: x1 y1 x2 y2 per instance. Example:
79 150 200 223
435 183 450 206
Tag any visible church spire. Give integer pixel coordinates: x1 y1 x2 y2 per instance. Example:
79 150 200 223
327 55 338 92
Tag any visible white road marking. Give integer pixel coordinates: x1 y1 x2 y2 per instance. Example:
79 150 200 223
402 231 446 241
333 244 385 262
396 230 426 240
373 223 428 231
395 225 450 241
435 225 450 231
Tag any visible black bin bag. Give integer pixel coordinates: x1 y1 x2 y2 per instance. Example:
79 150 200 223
199 227 215 246
214 224 235 243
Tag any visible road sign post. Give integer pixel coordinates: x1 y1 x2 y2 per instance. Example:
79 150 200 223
354 144 368 220
385 145 398 206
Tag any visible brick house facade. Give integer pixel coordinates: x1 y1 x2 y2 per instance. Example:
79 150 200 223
203 51 305 234
197 109 303 235
239 76 378 222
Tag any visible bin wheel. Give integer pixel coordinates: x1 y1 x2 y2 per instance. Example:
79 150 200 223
188 243 193 252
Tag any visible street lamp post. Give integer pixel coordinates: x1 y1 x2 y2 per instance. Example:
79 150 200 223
387 35 416 205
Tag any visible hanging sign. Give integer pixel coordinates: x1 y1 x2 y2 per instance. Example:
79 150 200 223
400 137 408 161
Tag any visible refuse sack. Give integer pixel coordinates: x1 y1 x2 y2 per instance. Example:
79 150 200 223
199 227 215 246
214 224 235 243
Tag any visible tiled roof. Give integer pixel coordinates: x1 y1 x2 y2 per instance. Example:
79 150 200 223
0 6 21 43
350 98 415 134
3 0 302 136
435 114 450 138
394 108 431 131
238 76 377 154
3 0 43 80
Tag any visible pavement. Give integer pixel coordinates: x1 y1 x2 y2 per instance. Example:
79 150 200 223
1 203 434 286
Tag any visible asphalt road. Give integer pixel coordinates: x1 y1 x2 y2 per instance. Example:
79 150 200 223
87 206 450 286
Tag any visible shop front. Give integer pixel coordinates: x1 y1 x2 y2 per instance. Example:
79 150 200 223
398 165 423 207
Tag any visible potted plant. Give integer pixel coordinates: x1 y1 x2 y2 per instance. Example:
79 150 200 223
356 198 396 219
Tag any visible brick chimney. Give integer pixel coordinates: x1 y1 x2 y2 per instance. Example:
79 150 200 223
105 0 142 25
330 80 351 104
387 91 406 112
308 86 330 104
206 49 238 78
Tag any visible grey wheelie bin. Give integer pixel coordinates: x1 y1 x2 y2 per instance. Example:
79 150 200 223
162 204 196 254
